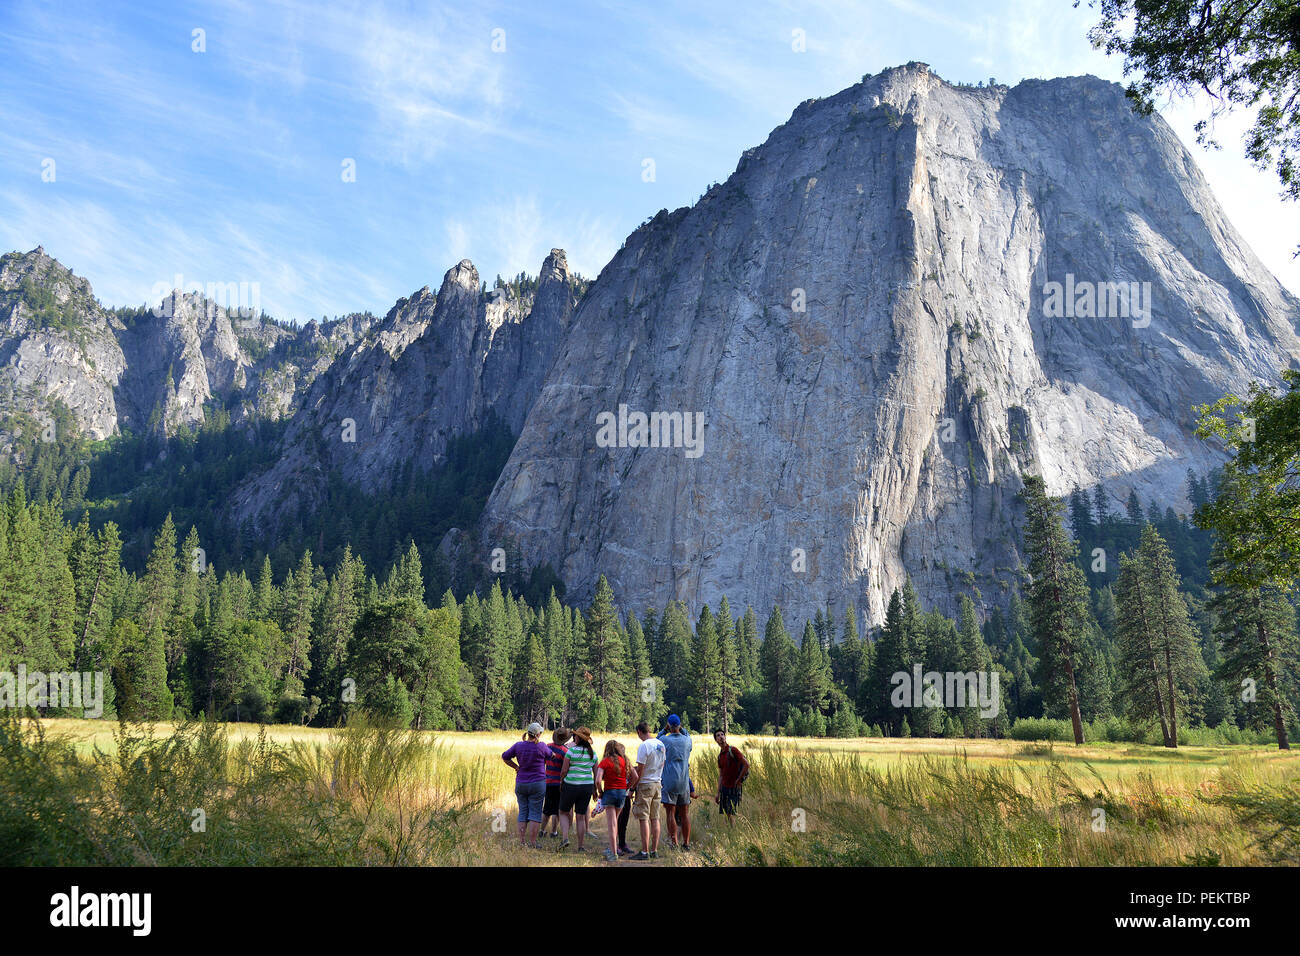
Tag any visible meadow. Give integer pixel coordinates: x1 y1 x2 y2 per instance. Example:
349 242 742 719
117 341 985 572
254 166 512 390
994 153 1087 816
3 717 1297 867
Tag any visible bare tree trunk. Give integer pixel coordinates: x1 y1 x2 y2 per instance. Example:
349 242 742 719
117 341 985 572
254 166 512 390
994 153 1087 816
1164 646 1178 748
1255 598 1291 750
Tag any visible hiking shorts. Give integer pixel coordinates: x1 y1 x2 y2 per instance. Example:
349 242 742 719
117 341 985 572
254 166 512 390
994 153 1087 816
632 782 661 820
543 784 562 816
718 785 743 815
661 786 691 807
600 787 627 810
559 782 593 815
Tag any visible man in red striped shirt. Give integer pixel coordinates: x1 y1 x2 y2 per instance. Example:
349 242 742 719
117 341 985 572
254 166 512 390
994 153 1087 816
541 728 571 840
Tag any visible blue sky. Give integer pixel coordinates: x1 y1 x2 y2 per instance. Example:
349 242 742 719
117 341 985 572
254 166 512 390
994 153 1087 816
1 0 1296 321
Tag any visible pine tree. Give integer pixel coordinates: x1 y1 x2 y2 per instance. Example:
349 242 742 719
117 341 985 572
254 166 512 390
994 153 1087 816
1126 489 1144 525
625 612 659 725
541 589 571 722
641 607 660 673
168 526 203 710
1069 485 1094 540
68 518 121 679
688 605 722 732
386 540 425 604
658 601 694 715
119 616 173 719
830 603 871 703
1093 485 1112 527
1115 526 1206 746
1021 475 1090 744
568 610 591 724
716 596 741 732
738 606 761 690
512 630 554 727
1209 563 1297 749
759 607 797 731
473 581 514 728
0 488 65 673
584 575 628 724
280 551 315 696
253 556 277 620
311 546 363 721
415 604 464 730
795 620 832 716
867 588 908 732
137 515 178 708
956 594 994 735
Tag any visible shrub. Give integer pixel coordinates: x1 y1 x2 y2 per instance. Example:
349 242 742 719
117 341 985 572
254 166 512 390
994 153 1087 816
1009 717 1072 742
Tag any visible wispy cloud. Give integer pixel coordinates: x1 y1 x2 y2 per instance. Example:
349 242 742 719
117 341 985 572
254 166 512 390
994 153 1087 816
0 0 1295 316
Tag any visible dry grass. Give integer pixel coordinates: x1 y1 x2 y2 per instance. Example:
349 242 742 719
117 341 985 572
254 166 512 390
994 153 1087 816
20 719 1300 867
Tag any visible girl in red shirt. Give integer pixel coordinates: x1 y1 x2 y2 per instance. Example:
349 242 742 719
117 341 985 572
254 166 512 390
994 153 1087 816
592 740 630 862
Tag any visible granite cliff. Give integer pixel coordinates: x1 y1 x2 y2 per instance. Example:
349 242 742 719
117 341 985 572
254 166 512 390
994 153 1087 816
479 64 1300 625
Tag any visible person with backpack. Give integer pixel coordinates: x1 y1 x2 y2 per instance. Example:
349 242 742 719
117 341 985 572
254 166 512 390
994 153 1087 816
592 739 630 862
557 726 597 851
540 727 571 840
713 729 749 822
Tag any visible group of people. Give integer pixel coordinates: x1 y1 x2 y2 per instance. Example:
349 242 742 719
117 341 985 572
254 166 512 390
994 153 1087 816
500 714 750 862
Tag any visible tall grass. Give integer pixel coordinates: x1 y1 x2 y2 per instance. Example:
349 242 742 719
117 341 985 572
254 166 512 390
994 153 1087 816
0 713 489 865
695 744 1300 866
4 716 1296 866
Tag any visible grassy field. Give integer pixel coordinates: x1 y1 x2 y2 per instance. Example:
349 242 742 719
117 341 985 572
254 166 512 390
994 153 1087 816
8 718 1300 867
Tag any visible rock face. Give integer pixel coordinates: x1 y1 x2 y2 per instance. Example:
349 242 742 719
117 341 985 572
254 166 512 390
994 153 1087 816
0 247 127 440
114 291 251 434
0 248 374 445
228 250 580 531
480 64 1300 627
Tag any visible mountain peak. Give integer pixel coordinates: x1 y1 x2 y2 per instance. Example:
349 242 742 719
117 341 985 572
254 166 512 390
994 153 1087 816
444 259 480 292
482 62 1300 628
539 248 570 287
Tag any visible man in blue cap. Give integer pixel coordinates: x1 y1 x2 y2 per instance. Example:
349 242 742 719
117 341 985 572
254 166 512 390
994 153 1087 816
657 714 694 850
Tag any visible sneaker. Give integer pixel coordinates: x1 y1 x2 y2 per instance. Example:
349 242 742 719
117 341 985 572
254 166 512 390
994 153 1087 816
649 850 658 859
618 846 632 856
631 851 649 861
682 843 691 852
559 840 570 851
591 805 605 817
603 849 618 862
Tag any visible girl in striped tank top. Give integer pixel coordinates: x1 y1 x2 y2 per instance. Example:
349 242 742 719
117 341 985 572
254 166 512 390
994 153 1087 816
558 726 597 851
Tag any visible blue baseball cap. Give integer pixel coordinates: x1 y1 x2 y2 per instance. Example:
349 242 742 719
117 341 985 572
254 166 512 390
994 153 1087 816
667 714 681 726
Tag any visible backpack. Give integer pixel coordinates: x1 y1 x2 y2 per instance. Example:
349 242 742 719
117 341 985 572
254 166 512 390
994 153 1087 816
726 746 749 785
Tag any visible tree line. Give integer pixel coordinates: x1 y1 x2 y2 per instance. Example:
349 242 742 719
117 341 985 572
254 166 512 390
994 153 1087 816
0 476 1293 745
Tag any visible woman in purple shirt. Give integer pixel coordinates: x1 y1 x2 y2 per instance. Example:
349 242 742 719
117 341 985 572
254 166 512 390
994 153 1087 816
502 722 553 848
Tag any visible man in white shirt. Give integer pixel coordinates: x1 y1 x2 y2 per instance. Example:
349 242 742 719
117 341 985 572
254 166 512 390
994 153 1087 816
629 721 666 860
